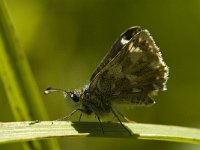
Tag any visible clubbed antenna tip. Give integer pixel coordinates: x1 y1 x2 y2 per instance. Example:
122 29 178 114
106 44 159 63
44 87 68 97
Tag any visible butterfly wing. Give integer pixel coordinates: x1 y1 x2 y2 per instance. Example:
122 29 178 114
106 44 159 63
90 26 142 81
89 28 169 106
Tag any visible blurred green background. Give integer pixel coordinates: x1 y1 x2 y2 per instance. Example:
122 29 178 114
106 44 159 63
0 0 200 150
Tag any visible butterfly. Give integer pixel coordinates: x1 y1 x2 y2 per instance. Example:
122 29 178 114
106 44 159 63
45 26 169 134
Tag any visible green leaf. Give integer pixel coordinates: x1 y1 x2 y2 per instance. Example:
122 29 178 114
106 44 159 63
0 121 199 144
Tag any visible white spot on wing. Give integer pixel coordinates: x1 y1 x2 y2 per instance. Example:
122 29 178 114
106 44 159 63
121 37 129 45
129 45 142 53
128 42 134 52
129 46 135 52
134 47 142 53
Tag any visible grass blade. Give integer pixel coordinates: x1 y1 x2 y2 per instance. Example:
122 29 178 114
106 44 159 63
0 121 199 144
0 1 60 149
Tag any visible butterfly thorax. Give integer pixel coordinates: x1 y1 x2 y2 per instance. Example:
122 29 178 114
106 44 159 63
80 86 112 116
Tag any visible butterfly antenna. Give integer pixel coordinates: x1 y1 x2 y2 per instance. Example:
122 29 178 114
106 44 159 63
44 87 68 97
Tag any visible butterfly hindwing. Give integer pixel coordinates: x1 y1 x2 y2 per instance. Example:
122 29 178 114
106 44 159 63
89 28 168 106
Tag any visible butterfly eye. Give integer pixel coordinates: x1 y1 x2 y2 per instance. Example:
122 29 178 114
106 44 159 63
69 92 80 102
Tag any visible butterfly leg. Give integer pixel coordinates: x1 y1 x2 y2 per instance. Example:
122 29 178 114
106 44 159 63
94 113 104 134
111 108 132 135
117 111 136 123
56 108 83 121
78 112 83 122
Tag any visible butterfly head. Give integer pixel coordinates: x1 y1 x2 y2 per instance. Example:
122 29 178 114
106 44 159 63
67 91 80 102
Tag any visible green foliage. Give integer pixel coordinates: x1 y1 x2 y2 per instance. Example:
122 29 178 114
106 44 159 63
0 121 200 144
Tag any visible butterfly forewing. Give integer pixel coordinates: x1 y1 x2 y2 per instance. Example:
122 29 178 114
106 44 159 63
89 28 168 106
90 26 142 81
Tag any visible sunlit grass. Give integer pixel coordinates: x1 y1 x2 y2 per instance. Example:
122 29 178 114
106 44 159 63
0 121 200 144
